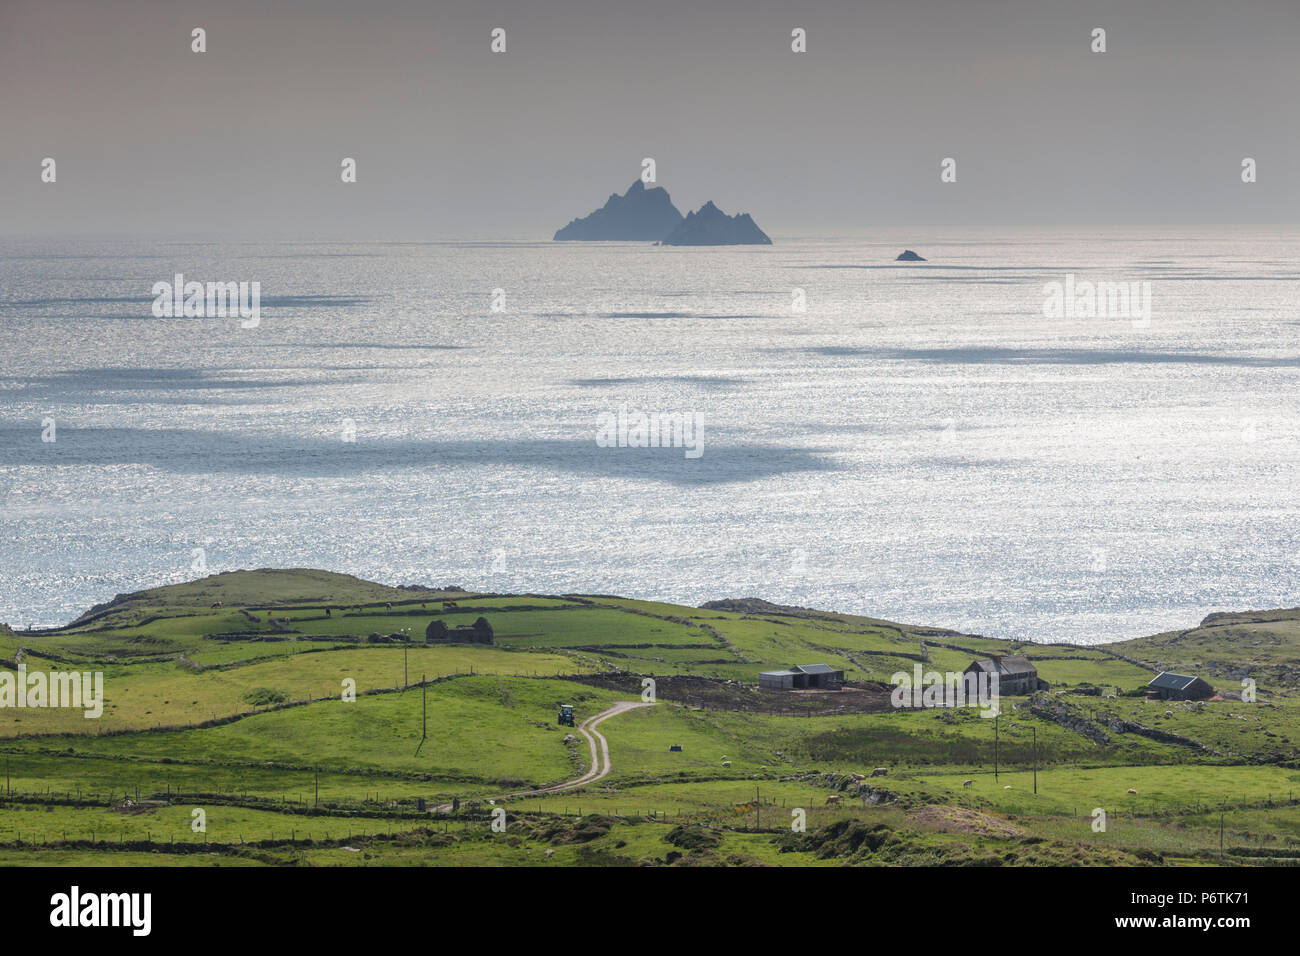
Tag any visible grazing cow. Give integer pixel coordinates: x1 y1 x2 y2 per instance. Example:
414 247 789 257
385 602 392 611
325 608 331 617
962 779 973 788
825 794 841 805
1127 788 1138 794
210 602 223 608
443 600 458 608
869 767 888 778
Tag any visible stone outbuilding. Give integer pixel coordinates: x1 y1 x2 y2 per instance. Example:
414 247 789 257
1147 671 1214 701
964 656 1042 695
758 663 845 690
426 616 494 645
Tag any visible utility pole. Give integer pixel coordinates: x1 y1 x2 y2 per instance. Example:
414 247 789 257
314 767 319 807
404 644 408 690
994 714 999 782
1220 813 1224 858
1032 726 1038 794
756 786 760 830
414 675 429 756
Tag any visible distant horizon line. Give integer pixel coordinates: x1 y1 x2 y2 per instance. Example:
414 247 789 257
4 224 1300 243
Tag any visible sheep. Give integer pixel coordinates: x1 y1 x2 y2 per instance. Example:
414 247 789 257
962 779 974 788
1127 788 1138 794
869 767 888 778
850 773 866 782
1003 785 1012 790
385 602 392 611
825 794 841 805
721 760 732 768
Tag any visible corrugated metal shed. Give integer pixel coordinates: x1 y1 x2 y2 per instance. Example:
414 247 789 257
793 664 838 675
1149 672 1199 691
759 664 844 690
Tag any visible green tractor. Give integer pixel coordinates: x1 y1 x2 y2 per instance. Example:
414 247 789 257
557 703 575 727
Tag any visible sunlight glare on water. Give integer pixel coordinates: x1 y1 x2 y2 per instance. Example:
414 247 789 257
1 228 1297 641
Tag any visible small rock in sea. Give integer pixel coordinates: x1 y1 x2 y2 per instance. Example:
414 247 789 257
896 249 926 261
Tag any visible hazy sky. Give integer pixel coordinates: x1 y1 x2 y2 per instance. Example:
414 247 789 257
2 0 1297 237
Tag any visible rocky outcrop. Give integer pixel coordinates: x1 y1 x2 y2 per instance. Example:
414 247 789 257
1030 703 1111 745
660 201 772 245
1106 718 1227 756
699 597 825 618
780 771 900 805
896 250 926 261
553 180 684 241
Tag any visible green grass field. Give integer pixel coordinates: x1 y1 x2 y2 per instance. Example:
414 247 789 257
2 568 1297 866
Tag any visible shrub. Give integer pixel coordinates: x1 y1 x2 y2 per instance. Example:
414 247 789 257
241 687 287 707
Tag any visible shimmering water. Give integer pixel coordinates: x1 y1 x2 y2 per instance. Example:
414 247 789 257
1 228 1298 640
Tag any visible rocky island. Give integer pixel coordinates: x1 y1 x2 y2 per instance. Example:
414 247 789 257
553 179 684 241
660 201 772 246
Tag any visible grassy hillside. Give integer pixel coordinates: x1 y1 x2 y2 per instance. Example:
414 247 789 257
1118 608 1300 688
0 569 1296 867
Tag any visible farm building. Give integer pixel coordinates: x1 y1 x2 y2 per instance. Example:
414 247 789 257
964 656 1042 695
425 616 494 645
758 663 844 690
1147 671 1214 701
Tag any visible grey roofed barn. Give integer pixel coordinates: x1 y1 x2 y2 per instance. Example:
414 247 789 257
964 656 1042 694
758 663 844 690
966 656 1037 678
792 664 838 675
1147 671 1214 700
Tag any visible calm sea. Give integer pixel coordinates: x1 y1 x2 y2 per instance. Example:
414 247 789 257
1 228 1298 640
